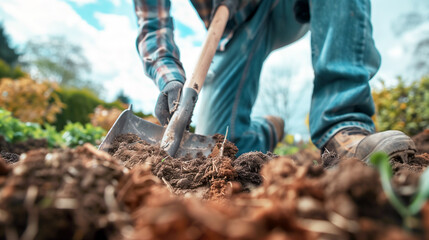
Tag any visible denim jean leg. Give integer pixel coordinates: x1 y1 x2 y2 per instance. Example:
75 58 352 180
195 1 277 155
309 0 381 149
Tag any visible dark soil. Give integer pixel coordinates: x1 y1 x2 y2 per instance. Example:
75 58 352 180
110 133 267 198
0 129 428 240
0 144 131 240
0 136 48 155
0 151 19 164
412 129 429 154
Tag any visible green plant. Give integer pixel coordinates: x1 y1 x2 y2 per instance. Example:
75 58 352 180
61 122 106 148
0 59 26 79
42 124 64 148
0 107 35 142
274 134 316 156
0 108 63 147
373 76 429 136
370 152 429 227
0 108 106 148
54 88 104 130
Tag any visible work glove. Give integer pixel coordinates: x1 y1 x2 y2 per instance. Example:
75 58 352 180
155 81 183 126
211 0 240 20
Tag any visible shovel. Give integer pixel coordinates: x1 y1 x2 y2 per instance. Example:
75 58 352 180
99 5 230 158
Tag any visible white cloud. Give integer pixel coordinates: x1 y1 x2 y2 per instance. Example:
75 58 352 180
387 45 404 59
0 0 159 114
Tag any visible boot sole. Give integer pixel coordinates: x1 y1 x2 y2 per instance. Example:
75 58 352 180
356 130 417 163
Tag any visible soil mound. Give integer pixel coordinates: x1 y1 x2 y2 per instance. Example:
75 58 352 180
412 129 429 154
0 144 131 240
107 133 427 239
1 129 429 239
0 136 48 155
109 134 269 198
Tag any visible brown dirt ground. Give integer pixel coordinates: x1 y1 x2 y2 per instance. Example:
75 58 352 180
0 144 131 240
0 130 428 240
0 135 48 156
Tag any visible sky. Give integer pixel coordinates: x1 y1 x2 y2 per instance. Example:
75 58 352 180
0 0 428 141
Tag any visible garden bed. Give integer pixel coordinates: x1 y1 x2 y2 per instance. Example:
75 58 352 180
0 130 428 239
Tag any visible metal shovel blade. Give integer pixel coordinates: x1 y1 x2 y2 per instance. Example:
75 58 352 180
98 106 216 158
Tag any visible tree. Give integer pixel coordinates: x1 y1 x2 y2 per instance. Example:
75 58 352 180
116 89 131 104
22 36 101 94
0 24 20 66
393 3 429 77
255 67 292 133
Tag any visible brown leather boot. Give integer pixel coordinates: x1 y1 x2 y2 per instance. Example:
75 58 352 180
265 116 285 142
323 127 417 163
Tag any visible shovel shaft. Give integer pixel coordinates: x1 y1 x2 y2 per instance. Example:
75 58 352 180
185 5 230 93
161 5 230 157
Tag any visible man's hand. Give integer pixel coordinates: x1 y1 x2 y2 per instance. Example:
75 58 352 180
155 81 183 126
212 0 239 20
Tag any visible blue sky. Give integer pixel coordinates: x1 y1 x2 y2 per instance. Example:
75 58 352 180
0 0 428 140
67 1 134 30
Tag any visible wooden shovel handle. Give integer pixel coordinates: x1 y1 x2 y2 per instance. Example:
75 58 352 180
184 5 229 93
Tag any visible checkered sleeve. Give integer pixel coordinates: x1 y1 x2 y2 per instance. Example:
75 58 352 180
134 0 186 91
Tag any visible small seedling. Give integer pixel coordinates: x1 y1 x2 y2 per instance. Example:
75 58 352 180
370 152 429 228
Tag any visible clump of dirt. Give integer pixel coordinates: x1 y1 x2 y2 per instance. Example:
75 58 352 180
232 151 273 186
0 157 9 175
105 133 141 156
0 136 48 155
111 133 168 169
109 133 257 199
321 149 340 168
412 129 429 154
0 144 131 240
0 151 19 164
322 158 400 225
119 157 312 240
212 133 239 159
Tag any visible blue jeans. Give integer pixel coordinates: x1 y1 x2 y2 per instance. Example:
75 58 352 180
195 0 381 155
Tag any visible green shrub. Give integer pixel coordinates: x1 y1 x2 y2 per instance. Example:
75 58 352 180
373 76 429 136
0 108 105 148
0 108 63 147
274 134 316 156
0 108 40 143
61 122 105 148
55 87 152 131
0 59 26 79
54 88 104 130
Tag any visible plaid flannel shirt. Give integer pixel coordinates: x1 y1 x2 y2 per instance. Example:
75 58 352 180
134 0 261 91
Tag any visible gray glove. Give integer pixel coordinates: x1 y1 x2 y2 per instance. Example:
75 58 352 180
155 81 183 126
211 0 239 20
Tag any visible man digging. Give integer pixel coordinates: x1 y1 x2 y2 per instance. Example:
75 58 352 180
133 0 416 162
